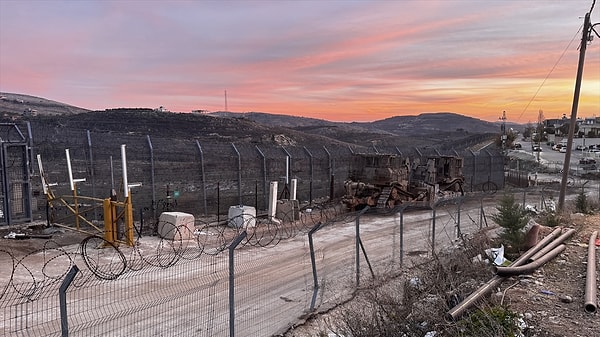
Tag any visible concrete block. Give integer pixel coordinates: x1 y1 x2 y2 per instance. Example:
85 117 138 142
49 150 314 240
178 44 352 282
157 212 195 240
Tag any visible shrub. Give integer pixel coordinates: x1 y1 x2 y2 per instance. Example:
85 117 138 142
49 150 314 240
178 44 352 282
490 194 529 251
575 190 589 214
458 305 522 337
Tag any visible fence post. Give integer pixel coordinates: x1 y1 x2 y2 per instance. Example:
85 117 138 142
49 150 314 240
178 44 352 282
196 140 208 215
255 146 267 210
60 265 80 337
399 209 404 267
86 130 98 221
356 210 360 287
147 135 157 220
431 207 436 255
323 146 332 200
456 199 462 239
231 143 242 206
308 222 324 311
303 146 314 205
229 230 247 337
356 208 374 287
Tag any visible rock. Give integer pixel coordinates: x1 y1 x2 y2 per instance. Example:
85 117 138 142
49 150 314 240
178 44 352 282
559 295 573 303
524 312 533 320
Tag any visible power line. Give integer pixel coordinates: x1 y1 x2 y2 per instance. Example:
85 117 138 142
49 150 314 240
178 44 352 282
517 27 582 122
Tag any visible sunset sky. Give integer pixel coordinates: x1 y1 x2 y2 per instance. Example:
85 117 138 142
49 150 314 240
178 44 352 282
1 0 599 123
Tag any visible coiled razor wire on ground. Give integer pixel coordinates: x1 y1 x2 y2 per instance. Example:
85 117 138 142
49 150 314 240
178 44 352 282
0 199 364 301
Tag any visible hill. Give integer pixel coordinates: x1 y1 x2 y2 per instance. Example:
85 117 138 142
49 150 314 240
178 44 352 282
0 93 507 149
0 92 90 116
210 111 501 149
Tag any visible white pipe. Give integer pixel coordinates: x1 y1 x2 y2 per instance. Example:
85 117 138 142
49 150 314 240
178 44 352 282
37 154 48 195
121 144 128 198
268 181 278 220
290 178 297 200
285 156 289 185
65 149 74 191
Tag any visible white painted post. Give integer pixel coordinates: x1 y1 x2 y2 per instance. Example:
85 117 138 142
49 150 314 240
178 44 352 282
290 178 297 200
66 149 74 191
121 145 128 198
268 181 278 220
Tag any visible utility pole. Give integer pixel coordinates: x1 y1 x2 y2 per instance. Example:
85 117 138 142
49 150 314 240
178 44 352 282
558 11 593 212
499 111 507 154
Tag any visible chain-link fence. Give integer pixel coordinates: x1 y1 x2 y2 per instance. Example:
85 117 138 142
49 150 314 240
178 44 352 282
24 128 506 229
3 186 582 337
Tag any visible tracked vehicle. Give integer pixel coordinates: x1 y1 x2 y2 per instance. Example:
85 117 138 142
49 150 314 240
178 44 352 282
342 153 465 210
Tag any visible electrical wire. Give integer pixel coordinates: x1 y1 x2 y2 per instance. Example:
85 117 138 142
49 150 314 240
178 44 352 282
517 26 582 122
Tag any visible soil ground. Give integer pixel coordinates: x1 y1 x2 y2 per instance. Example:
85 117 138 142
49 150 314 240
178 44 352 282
1 209 598 337
284 213 600 337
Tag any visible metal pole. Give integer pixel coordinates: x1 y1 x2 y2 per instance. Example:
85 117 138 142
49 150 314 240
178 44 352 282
304 146 314 204
308 222 324 310
147 135 156 220
356 212 360 287
431 207 436 255
229 230 247 337
255 146 267 210
399 209 404 267
87 130 97 221
121 145 128 198
323 146 332 200
60 265 80 337
559 12 591 211
231 143 242 205
456 199 461 239
196 141 208 215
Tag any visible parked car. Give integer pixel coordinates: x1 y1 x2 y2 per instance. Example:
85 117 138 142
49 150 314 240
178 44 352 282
580 158 597 170
559 147 567 153
532 145 542 152
576 145 588 151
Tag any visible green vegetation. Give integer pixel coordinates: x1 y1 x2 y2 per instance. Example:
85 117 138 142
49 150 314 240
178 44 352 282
458 305 522 337
490 194 529 251
575 190 589 214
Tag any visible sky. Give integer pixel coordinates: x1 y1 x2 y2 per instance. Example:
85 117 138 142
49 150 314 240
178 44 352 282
0 0 599 123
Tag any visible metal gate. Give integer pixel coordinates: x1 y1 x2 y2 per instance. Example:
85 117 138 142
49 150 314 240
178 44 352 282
0 123 33 225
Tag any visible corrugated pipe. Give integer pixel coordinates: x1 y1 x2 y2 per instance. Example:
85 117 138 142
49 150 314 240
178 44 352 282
493 244 566 276
585 231 598 314
527 228 575 263
446 227 563 321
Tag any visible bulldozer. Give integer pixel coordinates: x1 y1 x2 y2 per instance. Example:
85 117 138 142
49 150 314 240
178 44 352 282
342 153 465 210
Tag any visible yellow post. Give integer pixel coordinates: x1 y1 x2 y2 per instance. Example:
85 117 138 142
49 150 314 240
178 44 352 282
124 195 135 246
103 198 116 243
73 182 80 229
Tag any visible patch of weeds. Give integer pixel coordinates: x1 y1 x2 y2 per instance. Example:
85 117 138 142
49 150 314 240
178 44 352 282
575 190 589 214
457 305 522 337
537 212 562 227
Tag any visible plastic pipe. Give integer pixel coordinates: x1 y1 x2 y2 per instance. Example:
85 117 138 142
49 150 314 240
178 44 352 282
527 228 575 263
493 244 566 276
447 227 562 320
584 231 597 314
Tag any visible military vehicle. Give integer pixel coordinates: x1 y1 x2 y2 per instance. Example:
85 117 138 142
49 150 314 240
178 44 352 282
342 153 465 210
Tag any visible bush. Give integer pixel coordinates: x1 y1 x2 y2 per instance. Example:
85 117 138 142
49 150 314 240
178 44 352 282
575 190 589 214
325 233 496 337
490 194 529 251
458 305 522 337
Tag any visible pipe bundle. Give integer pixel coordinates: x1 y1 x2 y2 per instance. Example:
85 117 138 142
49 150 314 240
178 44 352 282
447 227 573 320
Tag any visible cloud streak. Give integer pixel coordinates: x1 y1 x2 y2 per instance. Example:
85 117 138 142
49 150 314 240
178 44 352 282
0 0 598 123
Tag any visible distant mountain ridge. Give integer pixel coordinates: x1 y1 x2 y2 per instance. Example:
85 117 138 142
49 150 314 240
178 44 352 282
1 92 512 149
